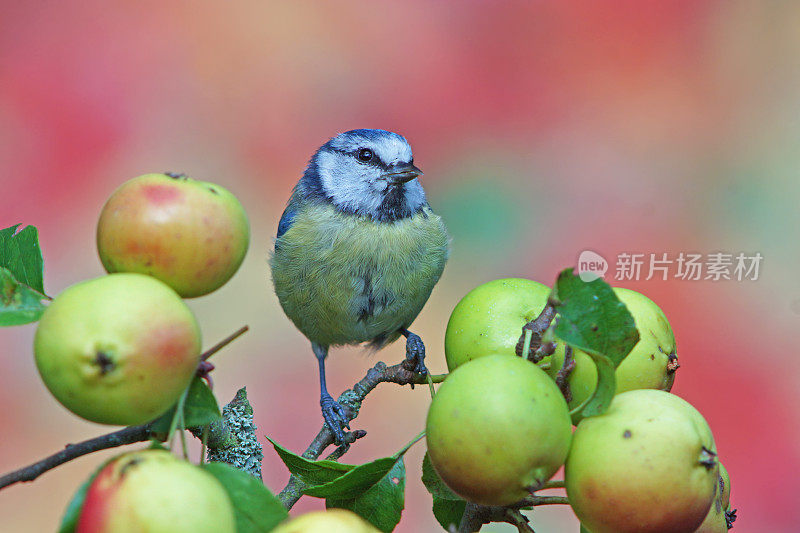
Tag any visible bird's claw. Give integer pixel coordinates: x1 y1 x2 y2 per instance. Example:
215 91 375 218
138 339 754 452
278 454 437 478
404 332 428 376
320 393 350 445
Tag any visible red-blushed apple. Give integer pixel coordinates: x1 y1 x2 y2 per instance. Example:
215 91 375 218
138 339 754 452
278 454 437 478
97 173 250 298
565 390 718 533
34 273 202 425
76 450 235 533
444 278 551 371
271 509 379 533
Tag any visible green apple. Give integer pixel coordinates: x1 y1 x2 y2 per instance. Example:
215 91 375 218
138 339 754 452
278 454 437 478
695 462 732 533
97 172 250 298
426 354 572 506
272 509 379 533
544 287 678 410
34 273 202 425
444 278 550 371
565 390 718 533
76 450 235 533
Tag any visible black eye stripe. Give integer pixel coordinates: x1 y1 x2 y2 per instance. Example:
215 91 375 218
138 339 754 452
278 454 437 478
328 147 394 171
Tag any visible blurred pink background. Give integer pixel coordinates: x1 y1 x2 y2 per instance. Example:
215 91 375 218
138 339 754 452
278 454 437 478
1 1 797 531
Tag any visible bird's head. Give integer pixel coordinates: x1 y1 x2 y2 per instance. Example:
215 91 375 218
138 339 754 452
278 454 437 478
302 129 427 221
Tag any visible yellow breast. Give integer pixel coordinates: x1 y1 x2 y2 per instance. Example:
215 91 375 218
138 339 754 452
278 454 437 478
270 202 449 347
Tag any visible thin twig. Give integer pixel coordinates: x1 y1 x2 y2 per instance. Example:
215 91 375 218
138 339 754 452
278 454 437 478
0 425 152 490
523 495 569 506
202 325 249 361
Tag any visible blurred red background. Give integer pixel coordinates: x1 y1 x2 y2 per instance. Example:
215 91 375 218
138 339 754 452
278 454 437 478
1 1 797 530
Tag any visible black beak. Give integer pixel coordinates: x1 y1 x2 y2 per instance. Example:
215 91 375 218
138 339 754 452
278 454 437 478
383 163 423 184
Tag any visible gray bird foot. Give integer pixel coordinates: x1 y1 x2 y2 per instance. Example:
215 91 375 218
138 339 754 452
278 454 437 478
404 332 428 376
320 393 349 445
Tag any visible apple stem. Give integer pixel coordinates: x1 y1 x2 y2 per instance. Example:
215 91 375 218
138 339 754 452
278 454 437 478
426 373 437 398
178 410 189 459
396 430 426 457
200 426 209 465
524 495 569 506
521 328 533 362
540 479 565 490
166 387 189 448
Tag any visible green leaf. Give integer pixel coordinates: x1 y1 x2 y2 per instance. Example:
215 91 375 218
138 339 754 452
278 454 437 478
0 224 48 326
327 457 405 533
551 268 639 367
58 458 114 533
580 525 592 533
201 462 288 533
568 350 616 425
432 498 467 532
304 456 398 499
551 268 639 422
0 267 47 326
149 377 221 434
266 436 353 487
0 224 45 294
422 453 466 530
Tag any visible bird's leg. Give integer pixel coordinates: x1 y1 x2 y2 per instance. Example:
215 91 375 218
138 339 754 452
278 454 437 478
399 327 428 377
312 342 349 445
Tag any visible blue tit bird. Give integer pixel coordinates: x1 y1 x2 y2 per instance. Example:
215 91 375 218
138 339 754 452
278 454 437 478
270 129 449 444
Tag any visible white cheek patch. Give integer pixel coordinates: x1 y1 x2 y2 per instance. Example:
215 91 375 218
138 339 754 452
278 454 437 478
317 152 383 215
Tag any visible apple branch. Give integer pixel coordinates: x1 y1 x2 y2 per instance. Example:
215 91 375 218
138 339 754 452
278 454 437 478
277 360 447 509
0 424 152 490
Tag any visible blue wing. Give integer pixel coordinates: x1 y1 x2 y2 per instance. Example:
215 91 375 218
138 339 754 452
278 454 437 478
277 204 298 238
